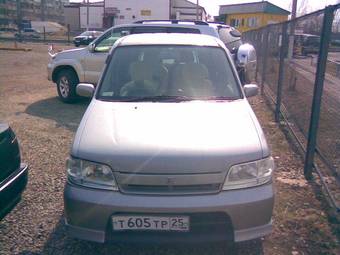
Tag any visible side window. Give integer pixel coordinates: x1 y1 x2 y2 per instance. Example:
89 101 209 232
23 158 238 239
94 28 131 53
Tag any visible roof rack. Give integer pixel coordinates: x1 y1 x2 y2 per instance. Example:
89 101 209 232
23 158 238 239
134 20 209 26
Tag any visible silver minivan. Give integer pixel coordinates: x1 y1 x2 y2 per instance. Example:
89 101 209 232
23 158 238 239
64 33 274 245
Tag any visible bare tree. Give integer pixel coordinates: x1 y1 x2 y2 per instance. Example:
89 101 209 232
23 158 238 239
298 0 309 16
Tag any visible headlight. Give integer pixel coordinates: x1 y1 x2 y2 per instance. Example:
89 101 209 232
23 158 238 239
66 157 118 191
223 157 274 190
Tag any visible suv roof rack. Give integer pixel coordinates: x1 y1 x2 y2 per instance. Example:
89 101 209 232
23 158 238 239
134 20 209 26
208 22 230 27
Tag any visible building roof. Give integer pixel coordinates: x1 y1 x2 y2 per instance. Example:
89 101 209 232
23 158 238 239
219 1 290 16
172 0 207 15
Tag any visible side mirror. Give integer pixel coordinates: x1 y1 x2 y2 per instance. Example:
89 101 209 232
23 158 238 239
243 84 258 98
76 83 95 97
88 43 96 53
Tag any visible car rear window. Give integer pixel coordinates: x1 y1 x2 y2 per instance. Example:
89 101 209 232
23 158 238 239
97 45 241 101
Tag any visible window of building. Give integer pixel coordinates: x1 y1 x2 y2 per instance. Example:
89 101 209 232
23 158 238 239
247 17 259 27
230 18 240 28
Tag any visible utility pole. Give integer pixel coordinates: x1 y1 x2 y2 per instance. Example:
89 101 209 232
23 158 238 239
41 0 45 21
87 0 90 30
288 0 298 60
16 0 22 36
196 0 199 20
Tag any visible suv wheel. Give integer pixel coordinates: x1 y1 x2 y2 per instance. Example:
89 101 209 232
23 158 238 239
56 69 78 103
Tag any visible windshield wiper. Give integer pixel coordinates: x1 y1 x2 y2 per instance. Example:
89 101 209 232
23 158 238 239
121 95 194 102
204 96 240 101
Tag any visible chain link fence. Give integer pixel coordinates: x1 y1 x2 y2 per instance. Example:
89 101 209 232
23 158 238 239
243 4 340 212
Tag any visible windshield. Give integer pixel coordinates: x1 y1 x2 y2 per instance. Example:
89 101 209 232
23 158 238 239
97 45 241 101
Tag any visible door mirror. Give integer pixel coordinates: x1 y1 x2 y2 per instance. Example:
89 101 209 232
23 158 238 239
88 43 96 53
76 83 95 97
243 84 258 98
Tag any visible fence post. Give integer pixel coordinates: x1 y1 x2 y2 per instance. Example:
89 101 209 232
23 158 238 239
260 28 269 95
255 31 259 82
67 24 70 44
304 6 335 180
275 22 289 122
43 26 46 42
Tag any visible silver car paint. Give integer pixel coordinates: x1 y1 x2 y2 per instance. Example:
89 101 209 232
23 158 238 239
65 33 273 243
73 100 269 175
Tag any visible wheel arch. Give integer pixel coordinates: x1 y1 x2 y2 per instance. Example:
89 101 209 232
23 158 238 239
52 65 79 83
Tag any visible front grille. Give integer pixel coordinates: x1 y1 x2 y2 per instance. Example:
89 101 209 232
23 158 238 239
115 171 225 195
120 183 221 195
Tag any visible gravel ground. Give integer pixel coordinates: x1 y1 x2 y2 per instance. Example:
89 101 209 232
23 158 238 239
0 42 339 255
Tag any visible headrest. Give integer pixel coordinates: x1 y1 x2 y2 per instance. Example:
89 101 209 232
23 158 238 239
181 63 209 81
129 61 153 81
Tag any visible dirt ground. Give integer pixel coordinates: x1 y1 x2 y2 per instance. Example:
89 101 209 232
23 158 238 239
0 42 339 255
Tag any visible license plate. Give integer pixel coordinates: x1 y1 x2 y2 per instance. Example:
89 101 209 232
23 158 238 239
112 215 190 232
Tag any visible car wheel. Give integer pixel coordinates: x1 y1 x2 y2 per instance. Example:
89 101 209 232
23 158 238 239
74 43 79 47
56 69 79 103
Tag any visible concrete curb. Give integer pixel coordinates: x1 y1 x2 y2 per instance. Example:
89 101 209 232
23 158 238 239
0 47 32 51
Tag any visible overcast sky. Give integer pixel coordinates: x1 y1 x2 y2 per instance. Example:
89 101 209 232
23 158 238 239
70 0 339 16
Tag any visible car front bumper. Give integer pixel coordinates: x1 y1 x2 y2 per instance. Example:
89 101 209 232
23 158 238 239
47 62 54 81
64 181 274 243
0 163 28 220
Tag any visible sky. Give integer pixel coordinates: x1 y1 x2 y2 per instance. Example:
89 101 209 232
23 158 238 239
70 0 339 16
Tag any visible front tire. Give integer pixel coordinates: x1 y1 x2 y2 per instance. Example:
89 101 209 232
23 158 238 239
56 69 79 103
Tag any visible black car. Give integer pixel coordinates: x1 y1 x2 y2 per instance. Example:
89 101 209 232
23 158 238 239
73 30 103 47
0 123 28 220
294 33 321 56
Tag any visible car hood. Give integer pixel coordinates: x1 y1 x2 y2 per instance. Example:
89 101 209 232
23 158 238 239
72 99 269 174
54 47 87 60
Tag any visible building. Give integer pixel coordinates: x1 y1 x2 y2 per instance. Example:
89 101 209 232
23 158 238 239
103 0 170 27
103 0 206 27
64 2 80 31
170 0 206 21
64 1 104 31
0 0 69 29
63 0 207 31
219 1 290 32
80 1 104 30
